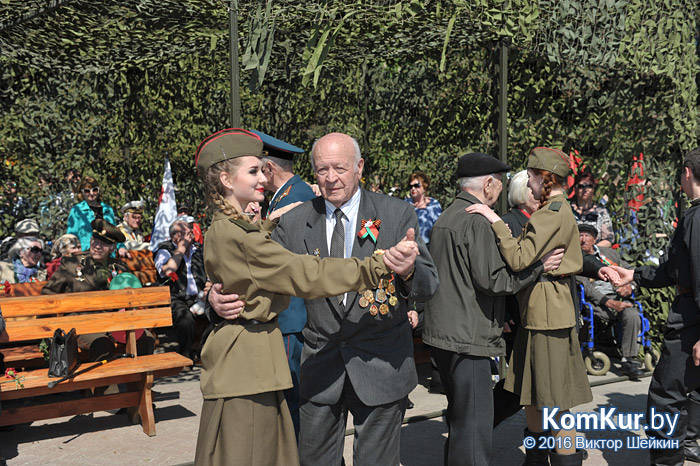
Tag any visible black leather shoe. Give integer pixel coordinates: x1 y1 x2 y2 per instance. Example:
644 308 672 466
684 439 700 463
621 361 644 380
406 398 414 409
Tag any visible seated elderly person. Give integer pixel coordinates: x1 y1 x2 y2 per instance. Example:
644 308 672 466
0 218 41 261
117 200 149 251
154 219 208 360
45 234 81 279
41 219 154 361
0 236 47 283
576 223 643 379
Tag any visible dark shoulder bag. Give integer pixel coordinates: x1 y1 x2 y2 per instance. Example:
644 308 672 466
48 328 80 378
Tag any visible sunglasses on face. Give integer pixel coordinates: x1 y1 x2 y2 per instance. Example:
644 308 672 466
83 187 100 194
576 183 595 190
29 246 43 254
409 183 422 189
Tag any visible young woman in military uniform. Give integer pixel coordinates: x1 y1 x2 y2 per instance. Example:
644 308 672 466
468 147 592 466
193 128 418 466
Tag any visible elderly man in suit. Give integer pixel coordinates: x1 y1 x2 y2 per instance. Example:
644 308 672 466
209 132 439 465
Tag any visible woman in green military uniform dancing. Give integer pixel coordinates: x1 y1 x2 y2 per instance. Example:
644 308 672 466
468 147 592 466
193 128 419 466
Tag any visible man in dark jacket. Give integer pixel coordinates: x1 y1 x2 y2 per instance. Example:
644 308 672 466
423 153 564 466
154 219 208 360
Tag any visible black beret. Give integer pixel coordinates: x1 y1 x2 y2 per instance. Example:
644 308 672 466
91 219 126 245
457 153 511 177
577 223 599 237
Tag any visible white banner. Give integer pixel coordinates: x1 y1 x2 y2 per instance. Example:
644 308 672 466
149 158 178 251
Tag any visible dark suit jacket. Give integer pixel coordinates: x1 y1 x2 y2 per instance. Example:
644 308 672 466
273 189 439 406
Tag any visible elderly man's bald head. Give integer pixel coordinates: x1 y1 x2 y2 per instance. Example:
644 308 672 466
310 133 364 208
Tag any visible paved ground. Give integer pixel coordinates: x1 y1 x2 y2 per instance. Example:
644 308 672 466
1 354 696 466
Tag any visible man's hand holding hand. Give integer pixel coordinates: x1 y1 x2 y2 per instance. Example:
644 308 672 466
208 283 245 320
383 228 419 279
541 248 564 273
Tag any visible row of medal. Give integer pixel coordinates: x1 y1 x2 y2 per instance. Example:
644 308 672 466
359 277 399 316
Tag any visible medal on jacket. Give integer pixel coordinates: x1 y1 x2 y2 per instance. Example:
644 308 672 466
360 276 399 316
75 258 85 282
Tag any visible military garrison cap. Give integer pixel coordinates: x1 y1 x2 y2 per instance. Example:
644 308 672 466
250 129 304 161
457 152 511 177
91 219 126 245
528 147 571 178
195 128 263 178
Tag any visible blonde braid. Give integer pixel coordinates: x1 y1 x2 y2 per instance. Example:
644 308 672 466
203 158 250 223
536 170 566 209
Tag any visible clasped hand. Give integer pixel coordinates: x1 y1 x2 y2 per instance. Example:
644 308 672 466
383 228 420 279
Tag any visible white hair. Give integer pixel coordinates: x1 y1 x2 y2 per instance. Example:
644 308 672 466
507 170 530 207
310 135 362 172
459 175 490 192
9 236 44 261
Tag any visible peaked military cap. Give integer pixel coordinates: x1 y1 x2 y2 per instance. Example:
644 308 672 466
91 219 126 245
528 147 571 178
195 128 263 178
250 129 304 161
577 223 599 238
120 200 144 215
457 152 511 177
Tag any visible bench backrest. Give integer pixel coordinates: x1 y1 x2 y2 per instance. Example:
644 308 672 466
0 287 172 343
1 281 46 298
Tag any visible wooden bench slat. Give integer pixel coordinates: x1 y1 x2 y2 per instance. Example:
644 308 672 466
0 353 192 399
0 287 171 318
0 307 174 342
0 392 140 427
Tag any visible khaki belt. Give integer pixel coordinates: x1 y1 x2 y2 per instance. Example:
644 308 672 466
677 285 694 295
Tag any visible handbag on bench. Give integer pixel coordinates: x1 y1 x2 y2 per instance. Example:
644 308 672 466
48 328 80 378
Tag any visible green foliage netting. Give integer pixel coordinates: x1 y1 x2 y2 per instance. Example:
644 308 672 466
0 0 699 349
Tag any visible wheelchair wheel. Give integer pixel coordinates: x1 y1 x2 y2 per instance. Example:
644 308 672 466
644 349 661 372
584 351 611 376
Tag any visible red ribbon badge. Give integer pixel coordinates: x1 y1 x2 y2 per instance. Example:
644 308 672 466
358 219 381 243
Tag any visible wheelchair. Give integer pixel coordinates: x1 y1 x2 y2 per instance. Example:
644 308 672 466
578 284 660 376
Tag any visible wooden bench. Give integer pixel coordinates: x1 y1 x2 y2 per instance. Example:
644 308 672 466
1 281 49 368
0 287 192 436
118 249 158 286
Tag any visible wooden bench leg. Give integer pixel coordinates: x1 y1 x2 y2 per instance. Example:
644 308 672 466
128 372 156 436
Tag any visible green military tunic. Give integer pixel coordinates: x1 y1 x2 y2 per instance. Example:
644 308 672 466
195 211 392 466
490 194 592 410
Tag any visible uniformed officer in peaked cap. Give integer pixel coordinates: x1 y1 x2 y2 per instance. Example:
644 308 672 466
249 129 317 438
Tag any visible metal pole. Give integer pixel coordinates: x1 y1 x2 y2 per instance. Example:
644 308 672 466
498 37 509 216
229 0 241 127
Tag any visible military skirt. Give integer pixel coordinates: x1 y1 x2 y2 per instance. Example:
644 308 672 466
194 390 299 466
504 326 592 410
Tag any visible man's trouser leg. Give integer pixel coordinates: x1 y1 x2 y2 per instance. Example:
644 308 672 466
171 296 195 359
299 376 406 466
433 347 493 466
618 307 642 359
647 324 700 466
